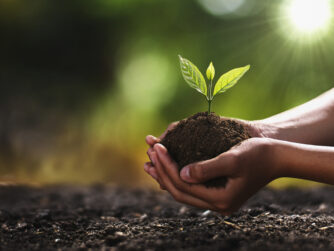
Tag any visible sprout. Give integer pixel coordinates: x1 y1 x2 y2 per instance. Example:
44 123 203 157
179 55 250 114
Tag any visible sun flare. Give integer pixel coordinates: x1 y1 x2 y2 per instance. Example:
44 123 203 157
287 0 331 33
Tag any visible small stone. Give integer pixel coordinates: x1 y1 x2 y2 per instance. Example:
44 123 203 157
1 224 9 231
140 214 148 221
179 206 188 214
115 231 127 237
212 234 219 240
201 210 211 217
17 222 27 229
318 203 328 211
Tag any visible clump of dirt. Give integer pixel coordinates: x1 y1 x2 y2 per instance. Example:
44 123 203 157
161 112 250 187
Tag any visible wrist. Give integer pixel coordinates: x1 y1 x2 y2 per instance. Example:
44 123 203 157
268 139 290 179
270 139 308 179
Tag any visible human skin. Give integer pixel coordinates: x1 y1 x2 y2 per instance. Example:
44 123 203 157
144 88 334 215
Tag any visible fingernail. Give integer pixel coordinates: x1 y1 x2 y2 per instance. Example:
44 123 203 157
148 135 158 142
152 136 158 141
180 166 190 180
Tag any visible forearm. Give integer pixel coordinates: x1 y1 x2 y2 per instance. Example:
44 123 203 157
256 88 334 146
274 139 334 185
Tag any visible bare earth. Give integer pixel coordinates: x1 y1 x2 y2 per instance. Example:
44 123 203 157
1 185 334 250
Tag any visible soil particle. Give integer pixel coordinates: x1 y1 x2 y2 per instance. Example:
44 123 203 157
161 112 250 187
1 185 334 250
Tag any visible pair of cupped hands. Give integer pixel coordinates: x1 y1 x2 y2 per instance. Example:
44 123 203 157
145 118 280 215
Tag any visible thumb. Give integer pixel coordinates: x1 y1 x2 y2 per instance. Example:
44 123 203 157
180 153 235 183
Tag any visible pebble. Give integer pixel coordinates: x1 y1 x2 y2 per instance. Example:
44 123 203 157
140 214 148 221
1 224 9 231
201 210 211 217
179 206 188 214
212 234 219 240
317 203 328 211
16 222 27 229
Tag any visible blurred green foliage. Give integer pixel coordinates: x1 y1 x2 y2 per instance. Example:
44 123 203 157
0 0 333 186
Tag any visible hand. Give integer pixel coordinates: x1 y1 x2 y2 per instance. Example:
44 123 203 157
148 138 281 215
144 122 178 188
144 117 270 188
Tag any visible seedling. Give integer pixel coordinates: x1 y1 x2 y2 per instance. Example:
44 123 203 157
178 55 250 113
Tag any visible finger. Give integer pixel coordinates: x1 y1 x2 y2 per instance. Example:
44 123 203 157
150 152 167 189
150 169 167 190
154 144 227 204
146 135 160 147
153 150 216 210
144 161 166 190
219 178 250 213
180 153 236 183
144 162 158 180
146 147 155 164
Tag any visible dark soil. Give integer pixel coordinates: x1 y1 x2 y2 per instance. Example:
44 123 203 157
161 112 250 187
1 185 334 250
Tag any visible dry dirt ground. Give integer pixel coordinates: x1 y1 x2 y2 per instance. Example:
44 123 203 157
1 185 334 250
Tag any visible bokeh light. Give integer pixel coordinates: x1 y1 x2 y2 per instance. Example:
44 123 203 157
119 50 177 113
197 0 245 16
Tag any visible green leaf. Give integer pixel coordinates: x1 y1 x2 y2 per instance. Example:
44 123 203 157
179 55 207 98
206 62 215 81
213 65 250 96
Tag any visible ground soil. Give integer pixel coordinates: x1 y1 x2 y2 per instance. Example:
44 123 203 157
1 185 334 250
161 112 250 187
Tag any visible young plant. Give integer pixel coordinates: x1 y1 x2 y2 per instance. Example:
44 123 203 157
179 55 250 113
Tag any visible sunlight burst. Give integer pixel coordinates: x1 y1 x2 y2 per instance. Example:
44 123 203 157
287 0 331 33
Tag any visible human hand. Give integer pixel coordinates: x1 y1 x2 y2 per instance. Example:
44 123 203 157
144 122 178 187
144 117 269 187
147 138 282 215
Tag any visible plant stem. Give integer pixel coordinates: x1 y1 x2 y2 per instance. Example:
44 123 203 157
208 79 212 114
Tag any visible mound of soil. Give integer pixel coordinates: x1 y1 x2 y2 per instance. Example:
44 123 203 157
161 112 250 187
1 185 334 250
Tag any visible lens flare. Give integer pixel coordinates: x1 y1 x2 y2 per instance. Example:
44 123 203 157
287 0 331 33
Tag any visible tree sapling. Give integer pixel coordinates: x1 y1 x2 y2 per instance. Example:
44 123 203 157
161 56 251 187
